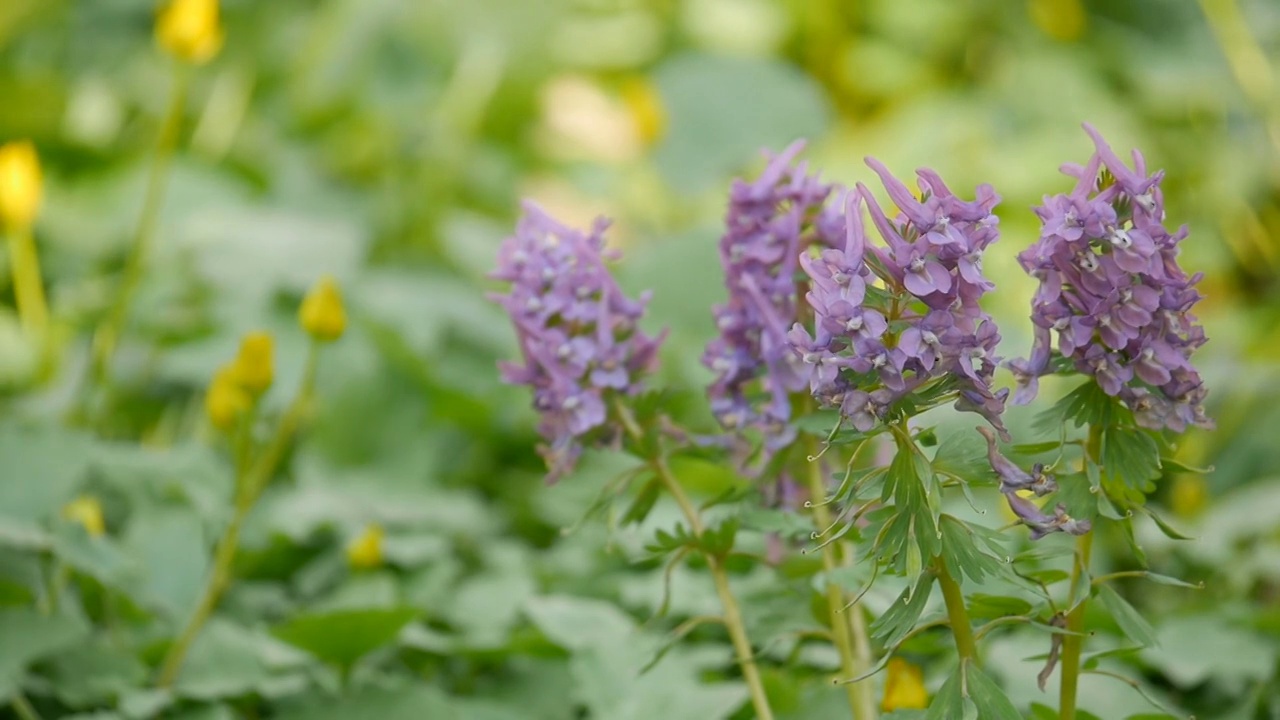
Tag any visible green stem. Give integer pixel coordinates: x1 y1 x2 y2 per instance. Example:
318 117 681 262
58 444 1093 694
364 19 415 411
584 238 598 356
6 225 48 342
10 693 43 720
1059 426 1102 720
650 455 775 720
803 437 876 720
936 562 978 664
89 64 190 389
156 345 320 687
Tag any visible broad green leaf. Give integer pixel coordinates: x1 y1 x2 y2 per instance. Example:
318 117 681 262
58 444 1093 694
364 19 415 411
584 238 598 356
1096 586 1158 648
0 609 90 700
965 663 1022 719
47 637 147 707
273 684 454 720
123 506 208 618
175 619 277 700
524 595 636 651
653 53 829 194
0 425 94 523
271 607 418 669
1140 615 1274 691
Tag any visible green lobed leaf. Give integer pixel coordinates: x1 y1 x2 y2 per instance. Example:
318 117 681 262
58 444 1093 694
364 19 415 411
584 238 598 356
1101 426 1161 499
965 663 1023 719
0 609 90 701
924 666 965 720
869 573 935 647
938 515 1005 585
1097 585 1158 648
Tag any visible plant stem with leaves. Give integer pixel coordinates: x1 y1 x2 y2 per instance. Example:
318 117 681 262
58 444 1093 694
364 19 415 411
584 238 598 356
156 345 319 687
614 402 775 720
648 455 776 720
803 436 877 720
89 65 190 391
1058 425 1102 720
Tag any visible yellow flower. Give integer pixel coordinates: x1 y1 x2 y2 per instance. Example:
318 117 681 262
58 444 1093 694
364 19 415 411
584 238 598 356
299 275 346 342
1170 474 1208 518
63 495 106 538
882 657 928 711
156 0 224 65
346 524 384 570
231 331 274 395
205 362 251 431
0 141 42 230
620 77 666 147
1029 0 1087 42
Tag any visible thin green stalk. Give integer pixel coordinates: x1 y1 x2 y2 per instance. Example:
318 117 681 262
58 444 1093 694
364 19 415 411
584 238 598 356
803 437 876 720
648 455 775 720
90 65 190 389
6 226 48 341
10 693 43 720
936 562 978 664
156 345 319 687
1059 426 1102 720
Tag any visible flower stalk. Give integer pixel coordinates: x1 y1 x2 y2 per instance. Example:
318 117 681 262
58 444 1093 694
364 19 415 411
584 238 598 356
1058 425 1101 720
803 436 877 720
89 65 190 390
156 343 319 687
647 453 776 720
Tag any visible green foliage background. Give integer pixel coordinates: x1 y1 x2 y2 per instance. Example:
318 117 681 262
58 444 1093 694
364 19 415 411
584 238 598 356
2 0 1279 718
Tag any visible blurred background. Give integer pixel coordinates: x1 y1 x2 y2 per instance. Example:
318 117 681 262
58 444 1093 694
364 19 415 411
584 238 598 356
2 0 1279 718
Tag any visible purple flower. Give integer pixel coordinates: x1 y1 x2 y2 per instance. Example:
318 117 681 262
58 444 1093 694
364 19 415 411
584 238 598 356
789 159 1009 438
704 142 844 458
1009 124 1212 432
1004 494 1092 540
976 427 1057 496
491 202 667 482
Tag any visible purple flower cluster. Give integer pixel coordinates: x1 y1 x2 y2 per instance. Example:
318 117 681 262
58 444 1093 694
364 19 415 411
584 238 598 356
491 202 667 482
787 158 1010 438
978 427 1090 540
703 142 844 452
1009 124 1211 432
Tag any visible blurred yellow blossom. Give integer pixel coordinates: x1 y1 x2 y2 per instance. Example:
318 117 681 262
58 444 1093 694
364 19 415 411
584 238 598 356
299 276 346 342
156 0 224 65
346 524 384 570
0 141 42 230
881 658 928 711
206 363 250 431
1170 474 1208 518
1029 0 1086 41
232 331 274 395
620 76 666 146
63 495 106 537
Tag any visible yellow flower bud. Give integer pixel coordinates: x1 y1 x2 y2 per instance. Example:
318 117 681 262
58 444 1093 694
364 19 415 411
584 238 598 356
205 363 250 431
881 658 928 711
231 331 274 395
346 523 384 570
156 0 224 65
63 495 106 538
0 141 43 230
299 275 346 342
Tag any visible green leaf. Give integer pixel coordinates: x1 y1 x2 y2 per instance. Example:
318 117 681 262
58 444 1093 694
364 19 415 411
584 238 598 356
0 425 95 524
653 53 830 194
1011 441 1064 455
967 594 1033 621
1136 506 1196 541
869 573 935 647
1052 471 1100 523
965 663 1022 719
938 516 1005 584
1096 586 1158 648
47 637 147 707
924 666 965 720
1033 380 1120 434
271 607 418 669
621 476 661 526
273 685 454 720
0 609 90 701
1101 427 1161 499
123 506 208 618
931 430 993 483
